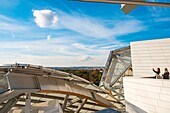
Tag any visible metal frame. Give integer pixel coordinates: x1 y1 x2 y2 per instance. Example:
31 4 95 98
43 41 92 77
0 95 20 113
99 46 133 111
75 0 170 7
0 64 118 112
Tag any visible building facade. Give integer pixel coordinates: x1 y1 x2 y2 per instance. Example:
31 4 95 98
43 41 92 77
124 38 170 113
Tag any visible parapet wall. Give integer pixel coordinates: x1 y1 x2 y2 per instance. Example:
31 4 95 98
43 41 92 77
124 77 170 113
130 38 170 78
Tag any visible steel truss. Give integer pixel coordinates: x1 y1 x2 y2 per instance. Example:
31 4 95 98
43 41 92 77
0 63 118 113
99 46 133 111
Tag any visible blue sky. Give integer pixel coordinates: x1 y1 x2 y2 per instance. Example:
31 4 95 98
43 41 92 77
0 0 169 66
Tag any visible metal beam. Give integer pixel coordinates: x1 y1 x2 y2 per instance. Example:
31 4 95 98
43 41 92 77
31 93 103 107
25 93 31 113
62 94 69 111
67 104 98 112
75 98 87 113
76 0 170 7
0 95 20 113
67 98 81 107
19 98 45 103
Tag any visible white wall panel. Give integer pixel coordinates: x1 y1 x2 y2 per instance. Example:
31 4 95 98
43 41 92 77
160 94 170 102
138 84 161 93
156 107 170 113
157 100 170 109
124 38 170 113
124 78 170 113
162 80 170 88
131 38 170 78
161 87 170 95
137 90 159 100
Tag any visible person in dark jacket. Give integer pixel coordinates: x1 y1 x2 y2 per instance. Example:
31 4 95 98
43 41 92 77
162 68 169 79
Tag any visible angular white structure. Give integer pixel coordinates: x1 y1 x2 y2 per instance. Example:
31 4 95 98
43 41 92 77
131 38 170 78
121 0 145 14
78 0 170 14
124 38 170 113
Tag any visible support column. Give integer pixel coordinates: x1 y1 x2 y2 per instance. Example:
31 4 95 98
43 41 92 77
75 98 87 113
62 94 69 111
25 93 31 113
0 95 20 113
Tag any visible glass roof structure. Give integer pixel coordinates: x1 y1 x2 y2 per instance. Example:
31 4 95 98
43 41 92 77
0 63 121 113
100 46 131 90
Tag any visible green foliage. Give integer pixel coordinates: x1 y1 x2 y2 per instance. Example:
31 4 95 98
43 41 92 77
61 69 103 86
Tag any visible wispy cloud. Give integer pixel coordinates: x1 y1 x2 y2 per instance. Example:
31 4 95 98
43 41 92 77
0 0 19 8
33 9 146 38
147 0 170 17
0 53 107 67
0 35 128 66
78 55 93 61
153 17 170 22
0 21 29 32
0 14 31 32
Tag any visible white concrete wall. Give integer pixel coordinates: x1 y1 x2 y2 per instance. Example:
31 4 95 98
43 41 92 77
124 77 170 113
131 38 170 78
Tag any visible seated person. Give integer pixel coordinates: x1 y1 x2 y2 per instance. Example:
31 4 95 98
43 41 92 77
153 68 163 79
162 68 169 79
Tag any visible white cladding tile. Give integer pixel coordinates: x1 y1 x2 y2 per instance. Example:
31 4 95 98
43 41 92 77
158 38 170 43
131 38 170 78
156 107 170 113
137 96 158 106
124 82 139 89
139 79 163 87
125 93 138 102
137 90 160 100
123 77 140 83
160 46 170 50
161 87 170 95
125 88 138 95
135 101 156 113
138 84 161 93
160 94 170 102
163 80 170 88
124 77 170 113
158 100 170 109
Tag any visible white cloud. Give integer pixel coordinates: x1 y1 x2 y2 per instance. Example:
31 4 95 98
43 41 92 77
33 10 59 28
47 35 52 41
78 55 93 61
32 9 145 38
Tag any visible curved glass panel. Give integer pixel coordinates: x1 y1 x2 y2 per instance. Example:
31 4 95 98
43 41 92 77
100 46 131 89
